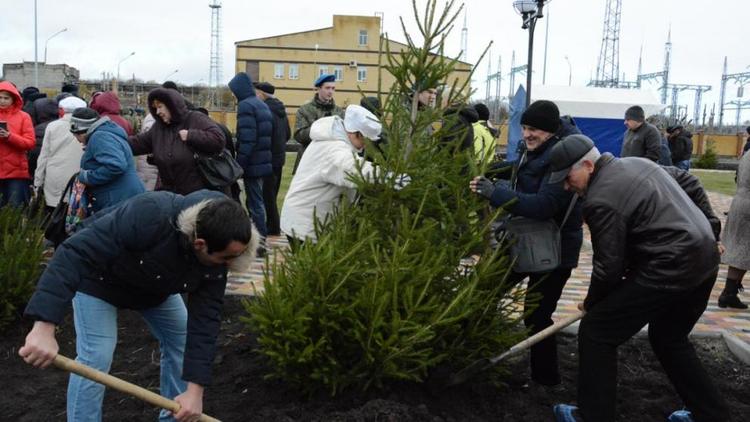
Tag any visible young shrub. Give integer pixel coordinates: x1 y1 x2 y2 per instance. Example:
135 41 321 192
694 139 718 169
245 0 527 395
0 205 45 331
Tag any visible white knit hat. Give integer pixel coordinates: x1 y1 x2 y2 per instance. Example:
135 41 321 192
343 104 381 140
58 96 87 113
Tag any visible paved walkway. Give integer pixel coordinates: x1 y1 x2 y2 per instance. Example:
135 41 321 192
226 191 750 346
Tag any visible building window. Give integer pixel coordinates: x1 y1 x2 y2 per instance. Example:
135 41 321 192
274 63 284 79
288 64 299 80
333 66 343 81
318 65 329 77
357 66 367 82
359 29 368 46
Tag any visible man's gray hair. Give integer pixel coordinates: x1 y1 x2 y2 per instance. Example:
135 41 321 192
573 147 601 168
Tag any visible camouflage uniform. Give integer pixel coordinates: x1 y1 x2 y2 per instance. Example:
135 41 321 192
292 95 343 173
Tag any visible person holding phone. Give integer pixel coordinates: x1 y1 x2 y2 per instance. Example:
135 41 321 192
0 81 36 207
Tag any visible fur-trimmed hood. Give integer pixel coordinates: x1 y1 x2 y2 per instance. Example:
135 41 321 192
177 199 260 273
147 88 189 126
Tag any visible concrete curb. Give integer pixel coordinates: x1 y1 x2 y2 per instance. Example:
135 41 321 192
559 322 750 365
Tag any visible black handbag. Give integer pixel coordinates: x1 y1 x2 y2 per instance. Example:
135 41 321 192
496 151 578 273
44 173 78 247
194 148 244 188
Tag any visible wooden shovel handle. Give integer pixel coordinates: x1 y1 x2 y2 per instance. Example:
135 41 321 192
53 354 221 422
505 311 584 356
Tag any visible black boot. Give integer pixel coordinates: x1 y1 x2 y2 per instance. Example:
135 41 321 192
718 279 748 309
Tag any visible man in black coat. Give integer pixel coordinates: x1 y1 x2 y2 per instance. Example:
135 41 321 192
667 125 694 170
621 105 661 162
470 100 583 388
19 190 257 422
549 135 728 422
254 81 291 236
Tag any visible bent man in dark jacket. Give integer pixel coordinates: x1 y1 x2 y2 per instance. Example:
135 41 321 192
19 190 258 422
470 100 583 387
548 135 728 422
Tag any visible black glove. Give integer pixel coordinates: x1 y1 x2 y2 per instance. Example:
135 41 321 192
474 176 496 200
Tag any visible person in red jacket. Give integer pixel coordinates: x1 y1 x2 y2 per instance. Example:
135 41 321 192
90 91 133 135
0 81 36 207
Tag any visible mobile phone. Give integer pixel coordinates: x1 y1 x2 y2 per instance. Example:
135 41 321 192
0 121 7 131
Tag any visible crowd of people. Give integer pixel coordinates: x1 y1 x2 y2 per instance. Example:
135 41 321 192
2 70 746 422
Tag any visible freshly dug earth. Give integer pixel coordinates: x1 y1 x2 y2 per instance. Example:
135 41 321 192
3 296 749 421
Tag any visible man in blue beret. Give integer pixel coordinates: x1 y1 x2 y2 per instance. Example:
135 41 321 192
292 73 343 173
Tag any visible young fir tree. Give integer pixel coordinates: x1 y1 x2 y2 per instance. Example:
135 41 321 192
246 0 527 395
0 205 45 331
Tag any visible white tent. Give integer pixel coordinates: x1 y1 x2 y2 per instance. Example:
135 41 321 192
531 85 666 119
505 85 668 156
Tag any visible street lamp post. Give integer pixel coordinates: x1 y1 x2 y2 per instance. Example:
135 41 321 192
33 0 38 87
116 52 136 94
564 55 572 86
44 28 68 63
163 69 179 81
513 0 551 107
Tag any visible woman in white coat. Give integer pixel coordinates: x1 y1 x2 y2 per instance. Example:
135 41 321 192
33 96 86 212
719 151 750 309
280 105 381 243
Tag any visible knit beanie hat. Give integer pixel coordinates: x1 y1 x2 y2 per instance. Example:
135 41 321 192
624 105 645 122
70 108 100 134
474 103 490 121
521 100 560 133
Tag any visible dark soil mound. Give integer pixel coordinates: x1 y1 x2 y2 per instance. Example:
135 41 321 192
3 296 749 421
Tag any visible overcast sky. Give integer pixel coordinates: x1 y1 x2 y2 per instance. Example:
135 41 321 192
2 0 748 122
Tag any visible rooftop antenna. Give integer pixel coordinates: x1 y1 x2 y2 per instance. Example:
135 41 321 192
460 9 468 62
208 0 223 108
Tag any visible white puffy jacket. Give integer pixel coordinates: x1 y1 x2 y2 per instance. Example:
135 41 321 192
34 114 84 206
280 116 374 241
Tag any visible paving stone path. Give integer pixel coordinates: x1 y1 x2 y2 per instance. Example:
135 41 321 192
227 191 750 346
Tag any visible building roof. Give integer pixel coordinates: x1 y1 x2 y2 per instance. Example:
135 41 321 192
234 15 472 67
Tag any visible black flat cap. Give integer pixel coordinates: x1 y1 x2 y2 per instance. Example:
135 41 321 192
548 134 595 184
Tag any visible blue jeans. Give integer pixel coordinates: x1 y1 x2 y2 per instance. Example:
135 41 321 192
244 176 267 237
675 159 691 171
0 178 30 208
68 293 188 422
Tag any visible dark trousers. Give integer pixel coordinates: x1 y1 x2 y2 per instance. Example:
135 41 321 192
286 235 304 253
0 178 30 208
509 266 572 386
577 274 729 422
263 166 283 235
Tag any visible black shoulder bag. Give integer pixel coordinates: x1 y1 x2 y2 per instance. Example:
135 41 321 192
44 173 78 247
194 148 244 188
500 151 578 273
187 112 244 188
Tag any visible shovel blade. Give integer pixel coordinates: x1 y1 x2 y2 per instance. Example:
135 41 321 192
444 358 493 387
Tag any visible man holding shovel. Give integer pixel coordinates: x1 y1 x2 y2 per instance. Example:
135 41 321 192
19 190 257 422
548 135 728 422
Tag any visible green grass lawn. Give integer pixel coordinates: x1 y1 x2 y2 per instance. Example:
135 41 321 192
277 152 296 209
692 169 736 196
